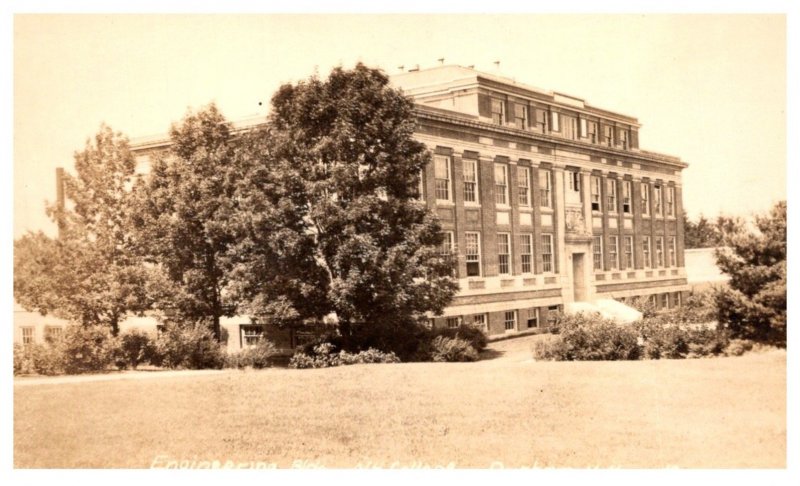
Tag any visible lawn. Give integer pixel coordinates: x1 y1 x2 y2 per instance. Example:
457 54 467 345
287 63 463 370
14 335 786 468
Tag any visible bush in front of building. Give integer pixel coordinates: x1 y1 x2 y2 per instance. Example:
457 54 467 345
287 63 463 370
533 313 641 361
116 329 157 370
430 324 488 353
13 343 65 375
224 339 280 369
288 343 400 369
428 336 479 363
152 322 225 370
60 324 119 374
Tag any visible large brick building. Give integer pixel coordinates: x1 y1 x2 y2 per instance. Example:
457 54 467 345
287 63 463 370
391 66 689 335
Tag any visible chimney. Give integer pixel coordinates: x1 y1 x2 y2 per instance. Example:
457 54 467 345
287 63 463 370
55 167 65 238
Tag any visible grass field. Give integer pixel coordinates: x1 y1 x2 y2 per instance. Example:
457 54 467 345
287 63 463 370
14 335 786 468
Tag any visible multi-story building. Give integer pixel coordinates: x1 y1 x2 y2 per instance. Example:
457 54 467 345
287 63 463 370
391 65 689 335
21 65 688 347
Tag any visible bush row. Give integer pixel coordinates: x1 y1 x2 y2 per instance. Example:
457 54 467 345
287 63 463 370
289 343 400 369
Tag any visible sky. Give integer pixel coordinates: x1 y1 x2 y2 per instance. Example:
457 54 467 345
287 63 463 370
12 14 787 238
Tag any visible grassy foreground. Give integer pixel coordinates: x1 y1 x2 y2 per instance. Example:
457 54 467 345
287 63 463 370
14 336 786 468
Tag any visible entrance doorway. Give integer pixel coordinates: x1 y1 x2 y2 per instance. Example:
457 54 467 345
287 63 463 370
572 253 586 301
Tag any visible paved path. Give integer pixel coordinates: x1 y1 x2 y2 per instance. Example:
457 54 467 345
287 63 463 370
14 368 226 387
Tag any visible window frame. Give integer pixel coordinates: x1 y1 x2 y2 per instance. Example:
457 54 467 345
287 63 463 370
624 235 634 270
504 310 518 332
21 326 35 345
669 236 677 267
622 180 632 214
666 186 675 217
550 111 560 132
541 233 555 273
517 165 531 207
592 235 603 271
590 175 601 211
446 317 461 329
433 155 452 202
491 98 505 125
607 179 618 213
608 235 619 270
653 185 663 217
494 163 509 206
472 314 488 331
539 169 552 208
514 104 528 129
643 236 652 269
519 233 533 274
497 232 512 275
527 308 540 329
641 183 651 216
462 159 479 204
465 231 482 277
656 236 665 267
240 324 266 347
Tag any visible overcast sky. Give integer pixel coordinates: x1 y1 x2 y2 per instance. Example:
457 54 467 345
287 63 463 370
13 14 786 238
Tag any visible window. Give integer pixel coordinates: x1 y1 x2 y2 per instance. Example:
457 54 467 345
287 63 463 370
653 185 663 216
550 111 560 132
624 236 634 269
564 116 578 140
44 326 63 343
588 121 598 143
527 308 539 328
656 237 665 267
463 159 479 203
566 171 581 204
579 118 587 138
622 180 632 214
676 292 683 307
592 235 603 271
669 237 677 267
547 305 561 327
241 325 265 347
603 124 613 146
666 186 675 217
518 166 531 206
643 236 652 269
590 176 601 211
472 314 488 331
641 183 651 215
618 129 629 149
417 169 425 201
607 179 618 213
434 155 451 201
608 236 619 270
446 317 461 329
497 233 511 275
514 104 528 129
494 164 508 205
519 234 533 273
465 232 481 277
504 311 517 332
439 231 455 256
535 109 547 131
541 233 554 273
661 293 669 309
539 169 552 208
491 98 505 125
22 327 34 345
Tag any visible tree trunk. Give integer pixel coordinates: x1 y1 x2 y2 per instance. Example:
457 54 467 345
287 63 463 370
110 315 120 336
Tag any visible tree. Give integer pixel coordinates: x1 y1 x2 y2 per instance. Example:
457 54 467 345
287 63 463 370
683 212 722 248
713 201 786 345
128 104 241 340
14 126 153 334
249 64 458 358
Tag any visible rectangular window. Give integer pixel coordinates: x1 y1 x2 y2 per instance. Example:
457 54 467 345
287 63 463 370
550 111 560 132
434 155 451 201
566 171 581 205
622 180 632 213
527 308 539 328
462 159 479 204
541 233 554 273
547 305 561 327
494 163 508 205
241 325 265 347
669 236 677 267
608 236 619 270
666 186 675 217
603 124 613 146
661 293 669 309
446 317 460 329
517 166 531 206
465 232 481 277
491 98 505 125
619 129 629 149
417 169 424 201
563 116 577 140
607 179 618 213
676 292 683 307
497 233 511 275
653 185 663 216
519 234 533 274
514 104 528 129
579 118 588 138
539 169 552 208
588 121 598 143
641 183 651 215
504 311 517 332
535 109 547 131
593 235 603 271
439 231 455 256
656 237 665 267
22 327 34 345
624 236 634 269
643 236 652 269
590 176 601 211
44 326 63 343
472 314 488 331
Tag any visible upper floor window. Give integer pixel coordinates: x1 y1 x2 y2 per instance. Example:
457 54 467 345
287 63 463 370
497 233 511 275
541 233 554 273
535 109 547 132
434 155 451 201
592 235 603 271
550 111 560 132
669 236 677 266
622 180 632 214
588 121 598 143
494 163 509 206
463 159 479 204
590 176 601 211
417 169 425 201
607 179 618 213
519 234 533 274
603 124 613 146
539 169 552 208
439 231 456 256
465 232 482 277
563 115 578 140
618 129 629 149
22 327 34 345
491 99 505 125
624 235 634 269
653 185 663 216
566 171 582 205
655 237 665 267
641 183 651 216
666 186 675 217
643 236 652 269
608 236 619 270
514 104 528 130
518 166 531 207
579 118 588 138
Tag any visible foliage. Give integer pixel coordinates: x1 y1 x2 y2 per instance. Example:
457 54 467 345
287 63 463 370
428 336 479 362
152 321 225 369
288 343 400 369
533 313 641 361
627 296 658 318
14 125 155 334
116 329 157 369
723 339 754 357
224 340 279 369
683 213 723 249
713 201 786 345
14 343 65 376
60 325 118 374
430 324 488 353
258 64 458 355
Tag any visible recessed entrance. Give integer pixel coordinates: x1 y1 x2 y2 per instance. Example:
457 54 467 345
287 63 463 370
572 253 586 301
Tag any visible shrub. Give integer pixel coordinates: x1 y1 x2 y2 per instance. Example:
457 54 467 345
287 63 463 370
288 343 399 369
13 343 66 375
61 325 118 374
429 336 479 362
628 296 658 318
723 339 754 357
153 322 224 369
225 340 279 369
532 336 569 361
13 344 33 375
537 313 640 361
431 324 488 353
116 329 156 369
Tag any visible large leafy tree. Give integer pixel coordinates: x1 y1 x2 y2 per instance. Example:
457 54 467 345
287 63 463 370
14 126 153 334
251 64 458 357
683 213 722 248
128 105 242 340
713 201 786 345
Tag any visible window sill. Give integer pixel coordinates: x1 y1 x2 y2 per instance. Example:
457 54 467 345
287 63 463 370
435 200 455 207
519 206 533 212
464 202 481 208
495 204 511 210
